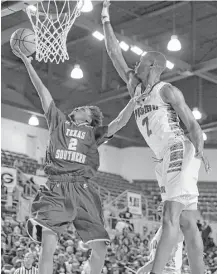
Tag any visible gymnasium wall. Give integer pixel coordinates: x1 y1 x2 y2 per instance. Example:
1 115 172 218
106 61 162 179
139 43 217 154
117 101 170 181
1 118 48 162
99 145 217 182
1 117 217 182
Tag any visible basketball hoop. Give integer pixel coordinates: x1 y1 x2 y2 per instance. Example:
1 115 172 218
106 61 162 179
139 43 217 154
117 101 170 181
26 0 84 64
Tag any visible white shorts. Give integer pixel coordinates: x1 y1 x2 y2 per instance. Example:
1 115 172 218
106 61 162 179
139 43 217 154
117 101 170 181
163 270 181 274
155 139 201 209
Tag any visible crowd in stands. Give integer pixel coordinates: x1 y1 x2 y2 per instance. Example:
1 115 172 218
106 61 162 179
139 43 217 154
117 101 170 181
1 212 217 274
1 150 217 273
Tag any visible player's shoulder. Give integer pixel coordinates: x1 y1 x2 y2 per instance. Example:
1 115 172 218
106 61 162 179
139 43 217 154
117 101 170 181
160 83 183 104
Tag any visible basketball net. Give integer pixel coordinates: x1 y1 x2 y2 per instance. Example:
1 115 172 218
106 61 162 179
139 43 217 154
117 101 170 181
26 0 84 64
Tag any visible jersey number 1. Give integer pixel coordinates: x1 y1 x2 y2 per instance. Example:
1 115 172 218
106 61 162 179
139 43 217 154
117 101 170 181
142 117 152 137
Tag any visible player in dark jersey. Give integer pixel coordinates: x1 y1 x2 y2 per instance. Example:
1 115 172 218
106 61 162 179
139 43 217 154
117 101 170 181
14 48 139 274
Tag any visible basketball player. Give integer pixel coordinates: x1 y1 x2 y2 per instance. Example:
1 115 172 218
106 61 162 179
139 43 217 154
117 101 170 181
136 203 184 274
102 1 210 274
13 47 140 274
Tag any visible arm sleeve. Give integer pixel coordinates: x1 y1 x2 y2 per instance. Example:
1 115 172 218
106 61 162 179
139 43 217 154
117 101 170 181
95 126 113 147
45 100 66 133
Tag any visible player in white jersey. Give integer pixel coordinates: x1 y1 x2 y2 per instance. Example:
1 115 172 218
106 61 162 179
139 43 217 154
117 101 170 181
137 204 184 274
102 1 210 274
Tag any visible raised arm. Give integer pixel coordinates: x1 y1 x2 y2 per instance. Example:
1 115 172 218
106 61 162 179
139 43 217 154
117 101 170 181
107 97 137 136
160 84 211 173
14 48 52 114
102 0 138 96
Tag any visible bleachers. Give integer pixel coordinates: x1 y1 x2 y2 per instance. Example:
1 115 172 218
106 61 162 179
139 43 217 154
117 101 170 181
1 149 39 174
92 172 143 199
93 172 217 220
1 149 217 220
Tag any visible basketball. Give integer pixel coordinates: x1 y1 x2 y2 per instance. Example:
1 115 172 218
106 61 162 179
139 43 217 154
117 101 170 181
10 28 36 56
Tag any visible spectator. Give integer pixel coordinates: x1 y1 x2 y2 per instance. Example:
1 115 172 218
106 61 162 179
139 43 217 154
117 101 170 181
202 222 212 246
13 225 21 235
28 242 38 257
55 254 67 274
1 232 8 253
123 208 132 221
12 248 24 266
13 159 23 169
115 219 128 234
2 220 13 235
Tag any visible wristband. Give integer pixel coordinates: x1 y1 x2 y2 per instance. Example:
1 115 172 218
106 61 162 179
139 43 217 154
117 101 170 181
101 16 110 24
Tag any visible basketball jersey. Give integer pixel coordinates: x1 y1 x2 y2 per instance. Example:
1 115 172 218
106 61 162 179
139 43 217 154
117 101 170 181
134 82 184 158
44 101 109 178
149 226 184 273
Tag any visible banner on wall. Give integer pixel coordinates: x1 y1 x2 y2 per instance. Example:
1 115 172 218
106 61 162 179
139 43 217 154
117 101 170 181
127 192 142 215
1 167 47 209
1 167 17 190
1 167 17 207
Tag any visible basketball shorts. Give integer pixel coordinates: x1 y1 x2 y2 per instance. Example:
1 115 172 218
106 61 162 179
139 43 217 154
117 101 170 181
26 174 110 244
155 139 201 210
162 269 181 274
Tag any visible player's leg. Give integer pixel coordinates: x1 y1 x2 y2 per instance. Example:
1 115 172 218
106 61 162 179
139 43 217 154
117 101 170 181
178 140 204 274
39 228 58 274
88 241 107 274
151 143 185 274
73 181 110 274
180 209 204 274
151 200 184 274
27 181 73 274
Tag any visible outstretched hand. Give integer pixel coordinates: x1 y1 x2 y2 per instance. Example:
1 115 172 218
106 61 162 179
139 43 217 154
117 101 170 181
103 0 110 9
102 0 110 21
201 155 211 174
195 152 211 174
12 46 33 63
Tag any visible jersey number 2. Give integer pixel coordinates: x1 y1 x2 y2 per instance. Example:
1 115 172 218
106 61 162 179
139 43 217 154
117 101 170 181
142 117 152 137
68 138 78 151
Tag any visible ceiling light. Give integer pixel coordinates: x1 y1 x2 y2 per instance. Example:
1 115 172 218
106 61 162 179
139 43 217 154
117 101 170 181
131 46 143 56
192 107 202 120
28 115 39 126
203 132 207 141
167 35 181 51
92 31 104 41
166 60 175 70
80 0 93 12
142 51 147 56
71 64 83 79
119 41 129 52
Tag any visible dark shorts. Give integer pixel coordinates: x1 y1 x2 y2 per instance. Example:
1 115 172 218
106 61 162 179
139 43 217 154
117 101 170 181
26 174 110 244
